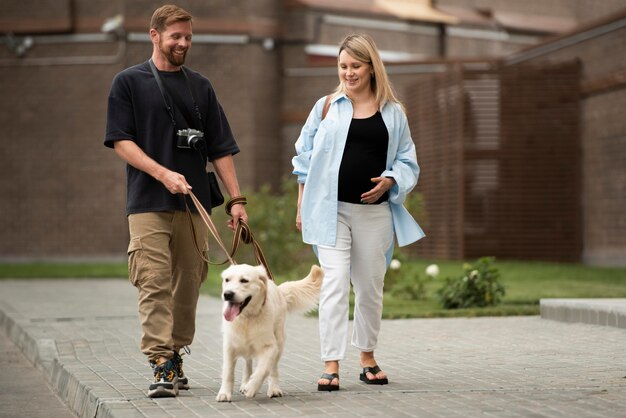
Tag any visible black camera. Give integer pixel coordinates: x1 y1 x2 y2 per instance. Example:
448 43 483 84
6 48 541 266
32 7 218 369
177 128 205 150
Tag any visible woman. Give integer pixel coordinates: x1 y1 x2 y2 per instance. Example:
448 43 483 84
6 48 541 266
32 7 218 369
292 33 425 391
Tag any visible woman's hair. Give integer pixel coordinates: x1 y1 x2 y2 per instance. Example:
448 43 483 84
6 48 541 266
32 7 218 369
332 33 402 109
150 4 193 33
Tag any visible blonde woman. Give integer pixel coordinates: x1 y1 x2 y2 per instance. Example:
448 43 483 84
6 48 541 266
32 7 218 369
292 34 424 391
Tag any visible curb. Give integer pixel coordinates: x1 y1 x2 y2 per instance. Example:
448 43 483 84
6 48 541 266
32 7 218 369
0 302 111 418
540 298 626 329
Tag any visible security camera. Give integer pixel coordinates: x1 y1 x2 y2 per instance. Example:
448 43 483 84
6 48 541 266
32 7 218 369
101 14 125 35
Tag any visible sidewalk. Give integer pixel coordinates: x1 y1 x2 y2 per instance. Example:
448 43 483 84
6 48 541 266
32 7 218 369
0 327 74 418
1 279 626 418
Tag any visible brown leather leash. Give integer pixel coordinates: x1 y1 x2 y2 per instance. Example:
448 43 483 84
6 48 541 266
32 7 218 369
184 190 274 281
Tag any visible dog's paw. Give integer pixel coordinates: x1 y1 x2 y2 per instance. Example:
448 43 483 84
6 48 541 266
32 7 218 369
267 386 283 398
241 382 258 399
216 392 232 402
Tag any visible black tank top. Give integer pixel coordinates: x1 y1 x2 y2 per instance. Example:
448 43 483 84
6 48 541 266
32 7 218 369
338 111 389 204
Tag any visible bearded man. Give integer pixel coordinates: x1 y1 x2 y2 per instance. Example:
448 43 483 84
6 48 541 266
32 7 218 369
104 4 248 398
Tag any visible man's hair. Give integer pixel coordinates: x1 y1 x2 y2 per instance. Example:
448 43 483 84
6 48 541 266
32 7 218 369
150 4 193 33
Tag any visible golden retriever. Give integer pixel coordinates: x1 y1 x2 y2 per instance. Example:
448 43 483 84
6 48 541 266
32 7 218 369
216 264 323 402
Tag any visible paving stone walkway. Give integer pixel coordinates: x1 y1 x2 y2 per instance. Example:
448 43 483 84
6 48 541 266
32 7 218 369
1 279 626 417
0 326 75 418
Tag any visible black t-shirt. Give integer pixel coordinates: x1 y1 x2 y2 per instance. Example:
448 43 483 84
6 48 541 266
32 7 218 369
338 112 389 204
104 61 239 215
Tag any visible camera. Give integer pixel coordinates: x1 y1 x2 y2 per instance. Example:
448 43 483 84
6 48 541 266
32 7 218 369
177 128 205 150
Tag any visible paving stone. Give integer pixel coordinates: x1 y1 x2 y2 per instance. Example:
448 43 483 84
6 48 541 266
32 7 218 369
1 280 626 417
0 327 75 418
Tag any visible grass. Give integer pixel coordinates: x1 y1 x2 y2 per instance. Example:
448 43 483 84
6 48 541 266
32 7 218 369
1 259 625 319
380 259 626 318
0 262 128 278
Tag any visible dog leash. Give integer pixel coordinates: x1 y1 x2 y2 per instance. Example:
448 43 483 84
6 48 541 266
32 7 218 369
184 190 275 281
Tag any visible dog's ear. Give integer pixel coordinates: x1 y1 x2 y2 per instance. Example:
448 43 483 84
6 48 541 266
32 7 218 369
255 265 269 282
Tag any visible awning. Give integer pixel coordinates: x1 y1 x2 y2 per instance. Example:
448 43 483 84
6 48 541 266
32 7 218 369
294 0 458 24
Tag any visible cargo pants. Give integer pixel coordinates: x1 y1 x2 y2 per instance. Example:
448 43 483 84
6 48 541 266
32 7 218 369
127 211 208 362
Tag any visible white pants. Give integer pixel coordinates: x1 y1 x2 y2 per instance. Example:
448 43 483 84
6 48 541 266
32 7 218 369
317 201 393 361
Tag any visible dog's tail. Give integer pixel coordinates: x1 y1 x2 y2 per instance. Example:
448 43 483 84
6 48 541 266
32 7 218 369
278 265 324 313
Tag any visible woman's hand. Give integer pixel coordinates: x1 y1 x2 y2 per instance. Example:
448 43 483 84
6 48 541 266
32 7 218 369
361 177 395 204
296 206 302 231
296 183 304 231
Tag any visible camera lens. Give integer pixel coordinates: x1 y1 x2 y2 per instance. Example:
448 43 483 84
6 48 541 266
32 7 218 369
188 135 202 150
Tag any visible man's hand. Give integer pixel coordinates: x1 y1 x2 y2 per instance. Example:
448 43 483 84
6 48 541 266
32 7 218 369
213 155 248 230
228 203 248 230
113 140 191 195
158 169 192 195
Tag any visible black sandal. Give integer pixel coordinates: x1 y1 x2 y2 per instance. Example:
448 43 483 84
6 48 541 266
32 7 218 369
317 373 340 391
359 365 388 385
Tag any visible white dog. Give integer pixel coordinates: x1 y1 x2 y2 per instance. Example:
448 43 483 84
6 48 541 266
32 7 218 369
216 264 323 402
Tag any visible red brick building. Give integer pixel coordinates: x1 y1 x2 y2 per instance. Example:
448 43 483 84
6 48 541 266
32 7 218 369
1 0 624 266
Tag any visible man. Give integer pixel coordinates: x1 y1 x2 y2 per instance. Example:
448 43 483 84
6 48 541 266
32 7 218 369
104 4 247 398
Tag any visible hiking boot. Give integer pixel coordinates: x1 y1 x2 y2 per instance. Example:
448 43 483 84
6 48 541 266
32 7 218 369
172 351 189 390
148 359 179 398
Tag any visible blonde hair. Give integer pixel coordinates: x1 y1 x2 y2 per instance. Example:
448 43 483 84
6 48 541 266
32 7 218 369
332 33 402 110
150 4 192 33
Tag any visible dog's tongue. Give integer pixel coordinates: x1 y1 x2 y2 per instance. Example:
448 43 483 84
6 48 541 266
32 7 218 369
223 303 240 322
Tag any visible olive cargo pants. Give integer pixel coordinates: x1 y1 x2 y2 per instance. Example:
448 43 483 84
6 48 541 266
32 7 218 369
127 211 208 362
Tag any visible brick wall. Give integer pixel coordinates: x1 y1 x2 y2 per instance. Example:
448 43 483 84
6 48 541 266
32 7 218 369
0 0 282 259
2 0 625 263
0 58 126 257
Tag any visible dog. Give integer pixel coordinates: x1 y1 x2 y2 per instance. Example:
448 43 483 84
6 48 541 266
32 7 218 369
216 264 323 402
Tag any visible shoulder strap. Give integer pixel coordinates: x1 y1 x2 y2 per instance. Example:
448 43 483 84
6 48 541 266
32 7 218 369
180 67 204 126
148 59 176 127
322 95 331 120
148 59 203 128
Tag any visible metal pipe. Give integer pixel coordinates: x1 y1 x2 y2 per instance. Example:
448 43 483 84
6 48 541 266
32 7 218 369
285 63 449 77
0 33 125 67
0 31 251 67
126 32 250 44
505 17 626 65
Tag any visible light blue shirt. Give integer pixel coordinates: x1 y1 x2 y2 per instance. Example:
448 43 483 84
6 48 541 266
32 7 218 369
292 93 425 247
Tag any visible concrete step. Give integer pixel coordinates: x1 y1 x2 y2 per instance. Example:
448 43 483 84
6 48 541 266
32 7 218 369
540 298 626 329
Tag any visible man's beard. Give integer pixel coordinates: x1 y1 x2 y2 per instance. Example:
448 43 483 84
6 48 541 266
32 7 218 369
159 42 187 67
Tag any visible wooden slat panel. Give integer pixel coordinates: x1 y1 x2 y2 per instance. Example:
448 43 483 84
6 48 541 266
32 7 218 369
406 68 465 259
405 61 582 262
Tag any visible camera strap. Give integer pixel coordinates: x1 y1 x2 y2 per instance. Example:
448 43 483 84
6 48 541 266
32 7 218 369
148 58 203 129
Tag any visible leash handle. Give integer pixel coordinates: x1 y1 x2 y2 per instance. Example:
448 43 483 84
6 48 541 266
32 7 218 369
230 219 275 282
225 196 247 215
185 191 275 281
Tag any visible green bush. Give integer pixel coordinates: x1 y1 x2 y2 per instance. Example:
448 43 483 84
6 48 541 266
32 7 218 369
436 257 505 309
208 177 316 277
